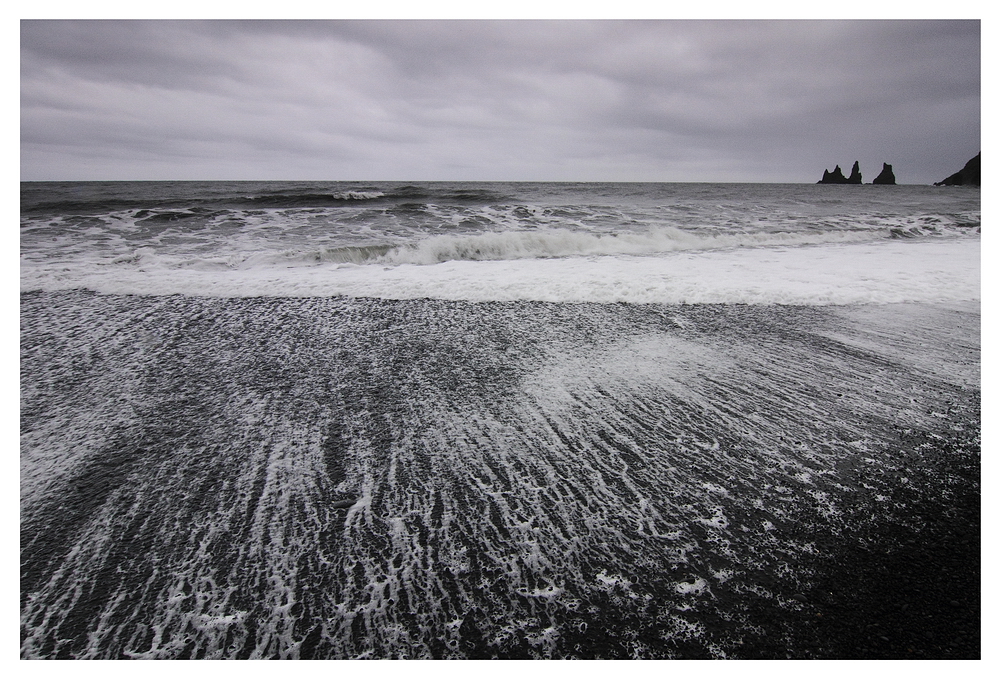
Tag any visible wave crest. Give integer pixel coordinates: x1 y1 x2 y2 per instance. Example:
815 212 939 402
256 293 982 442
379 227 896 265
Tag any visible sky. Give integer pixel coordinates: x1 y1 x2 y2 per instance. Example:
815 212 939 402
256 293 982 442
20 17 981 183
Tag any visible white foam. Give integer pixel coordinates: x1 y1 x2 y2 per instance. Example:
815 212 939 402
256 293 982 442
675 578 710 596
21 239 980 306
20 288 981 659
377 225 888 265
332 191 385 200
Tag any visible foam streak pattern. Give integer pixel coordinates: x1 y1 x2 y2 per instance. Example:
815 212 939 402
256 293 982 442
20 293 979 659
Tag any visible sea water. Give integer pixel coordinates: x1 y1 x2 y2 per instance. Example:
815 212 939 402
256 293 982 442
20 181 980 658
21 181 979 302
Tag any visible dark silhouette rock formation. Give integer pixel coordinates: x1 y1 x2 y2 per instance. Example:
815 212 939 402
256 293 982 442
819 165 847 183
934 152 980 186
847 161 862 184
818 161 862 184
872 163 896 185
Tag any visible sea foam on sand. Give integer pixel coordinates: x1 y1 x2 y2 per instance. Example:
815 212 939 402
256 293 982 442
21 239 980 305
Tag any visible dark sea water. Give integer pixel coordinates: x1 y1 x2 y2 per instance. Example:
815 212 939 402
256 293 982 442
20 181 980 659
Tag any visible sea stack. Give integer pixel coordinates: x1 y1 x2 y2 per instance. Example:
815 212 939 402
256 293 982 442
872 163 896 185
846 161 862 184
818 161 862 184
818 165 848 183
934 152 980 186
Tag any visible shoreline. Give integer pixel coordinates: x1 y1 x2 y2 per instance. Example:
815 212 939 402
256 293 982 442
21 292 980 659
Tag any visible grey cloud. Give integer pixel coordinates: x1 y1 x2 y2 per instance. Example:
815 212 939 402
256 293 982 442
20 20 980 182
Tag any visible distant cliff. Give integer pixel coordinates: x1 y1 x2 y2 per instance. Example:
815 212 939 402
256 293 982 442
872 163 896 185
818 161 862 184
934 153 980 186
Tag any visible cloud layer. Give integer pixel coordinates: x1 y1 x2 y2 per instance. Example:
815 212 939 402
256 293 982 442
21 20 980 183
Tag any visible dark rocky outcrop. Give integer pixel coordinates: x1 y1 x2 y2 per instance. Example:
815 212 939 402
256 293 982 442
818 161 862 184
934 152 980 186
872 163 896 185
846 161 862 183
819 166 847 183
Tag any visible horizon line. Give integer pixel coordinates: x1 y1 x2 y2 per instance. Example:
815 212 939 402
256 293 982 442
19 178 955 186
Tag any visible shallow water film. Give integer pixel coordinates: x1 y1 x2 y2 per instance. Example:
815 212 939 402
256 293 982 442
20 292 979 659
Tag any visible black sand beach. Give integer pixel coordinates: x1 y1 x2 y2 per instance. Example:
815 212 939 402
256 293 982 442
20 18 983 662
20 291 980 659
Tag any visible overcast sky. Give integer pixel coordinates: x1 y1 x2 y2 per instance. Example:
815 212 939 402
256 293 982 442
20 19 980 183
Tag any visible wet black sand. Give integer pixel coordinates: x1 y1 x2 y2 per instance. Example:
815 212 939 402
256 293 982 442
723 421 980 659
21 292 980 659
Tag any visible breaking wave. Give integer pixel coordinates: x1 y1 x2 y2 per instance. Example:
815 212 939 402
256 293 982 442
376 225 964 265
94 222 969 272
240 190 387 207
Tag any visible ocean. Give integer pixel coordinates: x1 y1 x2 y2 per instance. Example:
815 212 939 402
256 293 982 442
20 181 981 659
